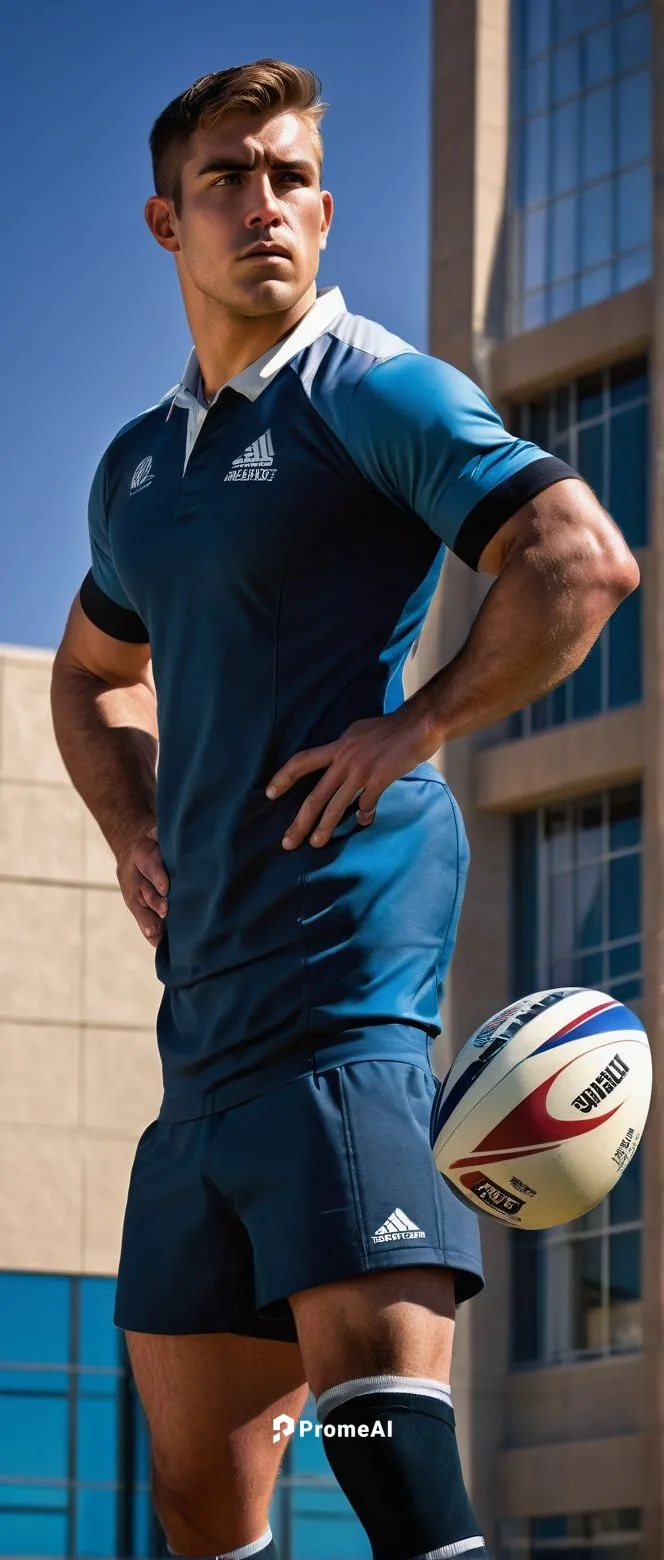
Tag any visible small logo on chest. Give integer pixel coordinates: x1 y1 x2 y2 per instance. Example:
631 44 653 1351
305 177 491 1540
130 456 154 493
224 429 277 483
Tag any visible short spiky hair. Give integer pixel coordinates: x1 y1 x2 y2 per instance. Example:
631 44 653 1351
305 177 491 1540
149 60 327 217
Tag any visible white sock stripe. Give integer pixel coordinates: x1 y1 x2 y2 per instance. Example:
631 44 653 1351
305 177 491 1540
214 1529 273 1559
409 1541 485 1560
316 1374 452 1419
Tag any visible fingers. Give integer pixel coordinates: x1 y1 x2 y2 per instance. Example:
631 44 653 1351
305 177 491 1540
133 836 170 897
135 879 166 943
266 742 339 798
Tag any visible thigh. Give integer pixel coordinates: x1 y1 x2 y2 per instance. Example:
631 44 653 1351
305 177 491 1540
289 1265 456 1398
126 1330 309 1529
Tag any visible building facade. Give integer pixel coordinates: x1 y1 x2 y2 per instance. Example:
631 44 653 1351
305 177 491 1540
1 2 661 1556
423 0 662 1554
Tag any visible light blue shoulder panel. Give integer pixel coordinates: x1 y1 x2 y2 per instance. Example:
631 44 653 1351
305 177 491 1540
303 312 554 551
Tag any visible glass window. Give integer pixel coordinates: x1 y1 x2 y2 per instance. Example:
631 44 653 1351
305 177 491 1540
500 1508 642 1557
509 0 652 333
513 786 642 1005
0 1274 157 1560
493 360 646 744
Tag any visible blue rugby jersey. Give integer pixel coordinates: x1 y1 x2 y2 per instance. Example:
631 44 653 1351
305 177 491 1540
80 287 574 1119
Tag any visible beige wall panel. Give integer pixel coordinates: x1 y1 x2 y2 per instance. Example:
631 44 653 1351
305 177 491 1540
83 1027 162 1135
475 704 645 813
0 1126 82 1271
1 651 68 785
507 1358 643 1446
0 1023 81 1127
0 881 82 1022
81 1135 138 1275
503 1434 644 1518
0 779 85 882
83 811 119 887
490 283 651 402
82 889 161 1028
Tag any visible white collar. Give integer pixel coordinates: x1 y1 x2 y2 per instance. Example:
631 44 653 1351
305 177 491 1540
168 286 345 414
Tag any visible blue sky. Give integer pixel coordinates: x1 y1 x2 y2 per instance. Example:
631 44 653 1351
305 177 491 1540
1 0 431 650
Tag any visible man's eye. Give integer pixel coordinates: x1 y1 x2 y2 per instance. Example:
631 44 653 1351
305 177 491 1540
213 173 241 186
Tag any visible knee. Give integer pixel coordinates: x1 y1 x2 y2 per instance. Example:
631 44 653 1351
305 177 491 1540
150 1454 216 1549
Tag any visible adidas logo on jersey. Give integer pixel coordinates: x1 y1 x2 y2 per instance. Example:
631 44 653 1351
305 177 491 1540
130 456 154 493
371 1208 426 1244
224 429 277 483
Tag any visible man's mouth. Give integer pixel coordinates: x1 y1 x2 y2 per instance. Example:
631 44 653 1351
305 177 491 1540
241 243 291 260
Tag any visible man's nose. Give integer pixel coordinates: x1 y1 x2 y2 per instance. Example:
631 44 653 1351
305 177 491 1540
246 173 282 225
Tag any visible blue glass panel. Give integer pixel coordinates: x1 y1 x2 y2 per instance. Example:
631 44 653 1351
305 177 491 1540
574 949 604 985
523 291 548 330
617 245 652 290
579 265 613 308
609 940 640 979
618 8 652 71
534 1516 567 1538
575 862 603 947
529 398 551 448
525 0 551 59
0 1485 67 1510
552 193 577 280
550 871 573 963
609 975 641 1001
531 695 551 732
553 42 580 103
524 206 548 291
581 179 613 269
556 0 610 43
0 1274 70 1366
525 59 550 117
618 165 652 254
575 797 603 862
582 85 613 181
577 420 606 499
618 70 651 167
609 1230 641 1304
571 637 602 719
577 370 604 422
523 115 550 203
586 23 614 85
76 1392 118 1482
131 1486 151 1560
553 101 579 193
506 710 524 740
0 1510 68 1556
609 852 641 941
511 1232 543 1364
551 682 568 724
0 1396 68 1479
555 385 571 432
609 403 648 548
74 1486 117 1559
609 786 641 852
610 356 648 409
608 589 641 707
79 1280 118 1371
546 806 573 870
610 1146 641 1225
512 812 539 994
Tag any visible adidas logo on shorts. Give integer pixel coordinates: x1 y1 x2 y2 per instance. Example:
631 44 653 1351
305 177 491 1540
371 1207 426 1244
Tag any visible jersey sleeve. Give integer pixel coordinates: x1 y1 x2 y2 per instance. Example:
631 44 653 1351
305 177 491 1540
343 352 577 569
79 449 149 643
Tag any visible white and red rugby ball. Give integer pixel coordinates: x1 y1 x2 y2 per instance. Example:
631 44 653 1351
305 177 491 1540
430 988 651 1229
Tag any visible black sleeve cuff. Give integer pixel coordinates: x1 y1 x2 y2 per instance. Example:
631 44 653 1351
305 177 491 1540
453 456 577 571
79 570 149 643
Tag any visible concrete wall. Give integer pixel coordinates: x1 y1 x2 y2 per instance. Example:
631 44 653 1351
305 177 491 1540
0 645 162 1277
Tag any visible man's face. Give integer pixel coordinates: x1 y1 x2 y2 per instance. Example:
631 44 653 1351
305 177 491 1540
157 110 333 317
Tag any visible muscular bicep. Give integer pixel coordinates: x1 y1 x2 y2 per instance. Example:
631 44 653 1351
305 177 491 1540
476 475 640 587
56 591 153 690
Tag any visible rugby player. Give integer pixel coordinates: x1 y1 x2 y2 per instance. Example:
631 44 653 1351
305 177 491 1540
50 60 639 1560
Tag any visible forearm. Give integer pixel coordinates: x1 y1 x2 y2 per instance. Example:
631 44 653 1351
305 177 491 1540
50 654 158 861
409 529 637 745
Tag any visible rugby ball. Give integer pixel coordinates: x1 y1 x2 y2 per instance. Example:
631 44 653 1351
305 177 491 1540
430 988 651 1229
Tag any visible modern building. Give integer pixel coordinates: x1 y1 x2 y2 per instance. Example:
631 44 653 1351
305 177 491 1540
0 1 660 1556
419 0 660 1555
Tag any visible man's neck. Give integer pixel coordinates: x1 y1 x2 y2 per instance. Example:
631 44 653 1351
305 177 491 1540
189 284 318 400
